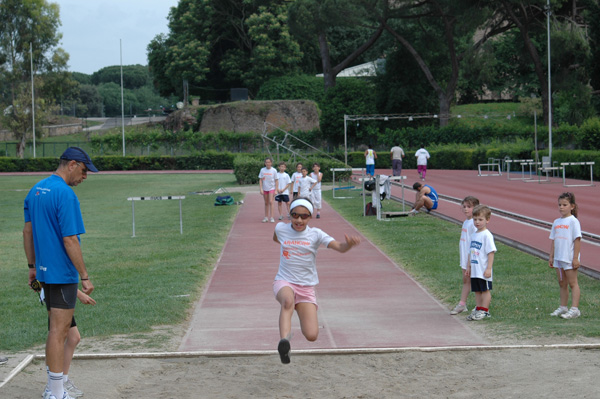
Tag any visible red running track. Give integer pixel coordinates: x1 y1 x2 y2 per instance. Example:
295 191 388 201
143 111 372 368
179 192 486 352
377 168 600 275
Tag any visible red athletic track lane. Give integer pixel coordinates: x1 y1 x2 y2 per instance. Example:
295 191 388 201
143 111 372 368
376 168 600 274
179 192 487 352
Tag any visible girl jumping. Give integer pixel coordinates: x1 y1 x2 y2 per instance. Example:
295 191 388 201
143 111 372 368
272 198 361 363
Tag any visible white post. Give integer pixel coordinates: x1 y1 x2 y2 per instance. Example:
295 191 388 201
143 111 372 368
344 115 348 166
30 43 36 158
120 39 126 156
547 0 553 162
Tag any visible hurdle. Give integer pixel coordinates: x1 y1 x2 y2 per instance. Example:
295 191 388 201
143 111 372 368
127 195 185 237
505 159 533 180
375 175 409 220
477 162 502 176
331 168 366 199
525 158 562 184
520 161 538 182
561 162 595 187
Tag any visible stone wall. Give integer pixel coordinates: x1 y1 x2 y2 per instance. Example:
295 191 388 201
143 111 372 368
198 100 320 133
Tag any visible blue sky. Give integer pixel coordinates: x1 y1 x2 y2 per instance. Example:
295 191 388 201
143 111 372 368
52 0 179 75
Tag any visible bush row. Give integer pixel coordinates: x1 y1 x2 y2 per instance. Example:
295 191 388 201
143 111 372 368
2 148 597 180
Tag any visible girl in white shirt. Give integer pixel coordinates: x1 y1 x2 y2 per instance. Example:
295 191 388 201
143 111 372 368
272 198 361 364
549 192 582 319
258 157 277 223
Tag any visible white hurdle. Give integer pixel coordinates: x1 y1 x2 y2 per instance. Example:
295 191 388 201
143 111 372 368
561 162 595 187
127 195 185 237
330 167 366 199
505 159 533 180
477 163 502 176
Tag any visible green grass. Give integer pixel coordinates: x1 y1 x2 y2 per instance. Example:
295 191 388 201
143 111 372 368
0 173 241 352
3 173 599 353
324 191 600 340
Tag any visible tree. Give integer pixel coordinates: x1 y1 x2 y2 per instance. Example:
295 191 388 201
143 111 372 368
0 0 64 157
375 0 512 126
288 0 385 90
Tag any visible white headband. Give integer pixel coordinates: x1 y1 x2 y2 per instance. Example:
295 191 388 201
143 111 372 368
290 199 314 215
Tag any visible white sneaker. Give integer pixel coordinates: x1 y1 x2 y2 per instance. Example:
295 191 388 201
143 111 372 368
64 379 83 397
262 217 268 223
450 304 468 315
471 310 490 321
560 308 581 319
270 218 275 223
42 386 52 399
278 216 283 220
550 307 568 317
48 392 74 399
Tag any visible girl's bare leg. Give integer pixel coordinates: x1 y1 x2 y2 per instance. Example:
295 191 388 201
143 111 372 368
295 302 319 342
276 287 295 339
564 269 580 308
557 268 569 307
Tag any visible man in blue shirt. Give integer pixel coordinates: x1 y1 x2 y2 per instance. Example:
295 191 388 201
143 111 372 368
23 147 97 399
408 182 439 215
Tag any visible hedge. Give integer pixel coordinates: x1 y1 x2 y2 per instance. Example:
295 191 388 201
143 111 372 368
2 148 597 180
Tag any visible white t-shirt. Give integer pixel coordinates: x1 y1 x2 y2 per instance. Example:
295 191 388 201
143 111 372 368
277 172 291 196
365 149 375 165
274 222 335 286
298 175 316 198
549 215 582 263
415 148 430 166
460 218 477 269
291 172 303 193
469 229 497 281
390 146 404 160
310 172 322 191
258 167 277 191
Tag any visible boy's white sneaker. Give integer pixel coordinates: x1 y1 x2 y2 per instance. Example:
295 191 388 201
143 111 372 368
270 218 275 223
262 217 268 223
450 304 468 315
550 307 568 317
64 379 83 397
278 216 283 220
560 308 581 319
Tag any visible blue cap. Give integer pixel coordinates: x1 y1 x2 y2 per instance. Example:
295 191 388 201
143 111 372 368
60 147 98 173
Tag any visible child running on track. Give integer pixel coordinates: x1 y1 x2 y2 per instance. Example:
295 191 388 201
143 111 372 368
309 163 323 219
297 166 317 199
258 157 277 223
272 198 361 364
466 205 497 321
548 192 582 319
450 196 480 315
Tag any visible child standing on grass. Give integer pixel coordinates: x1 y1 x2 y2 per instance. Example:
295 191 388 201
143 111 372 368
291 163 303 200
272 198 361 364
298 166 317 199
259 157 277 223
275 162 292 220
548 192 582 319
466 205 497 321
310 163 323 219
450 196 480 315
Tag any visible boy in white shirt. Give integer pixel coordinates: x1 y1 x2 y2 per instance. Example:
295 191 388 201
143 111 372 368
466 205 497 321
275 162 292 220
297 166 317 199
450 196 479 315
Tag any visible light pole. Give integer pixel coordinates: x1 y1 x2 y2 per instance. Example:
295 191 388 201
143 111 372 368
546 0 553 161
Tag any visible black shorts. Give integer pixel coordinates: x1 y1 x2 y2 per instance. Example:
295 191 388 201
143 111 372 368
41 283 78 310
471 278 492 292
275 194 290 203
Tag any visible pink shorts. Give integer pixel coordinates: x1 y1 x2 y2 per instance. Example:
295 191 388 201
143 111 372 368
273 280 318 309
263 189 275 195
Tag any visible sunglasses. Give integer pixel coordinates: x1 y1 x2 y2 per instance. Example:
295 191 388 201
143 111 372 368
291 212 311 220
